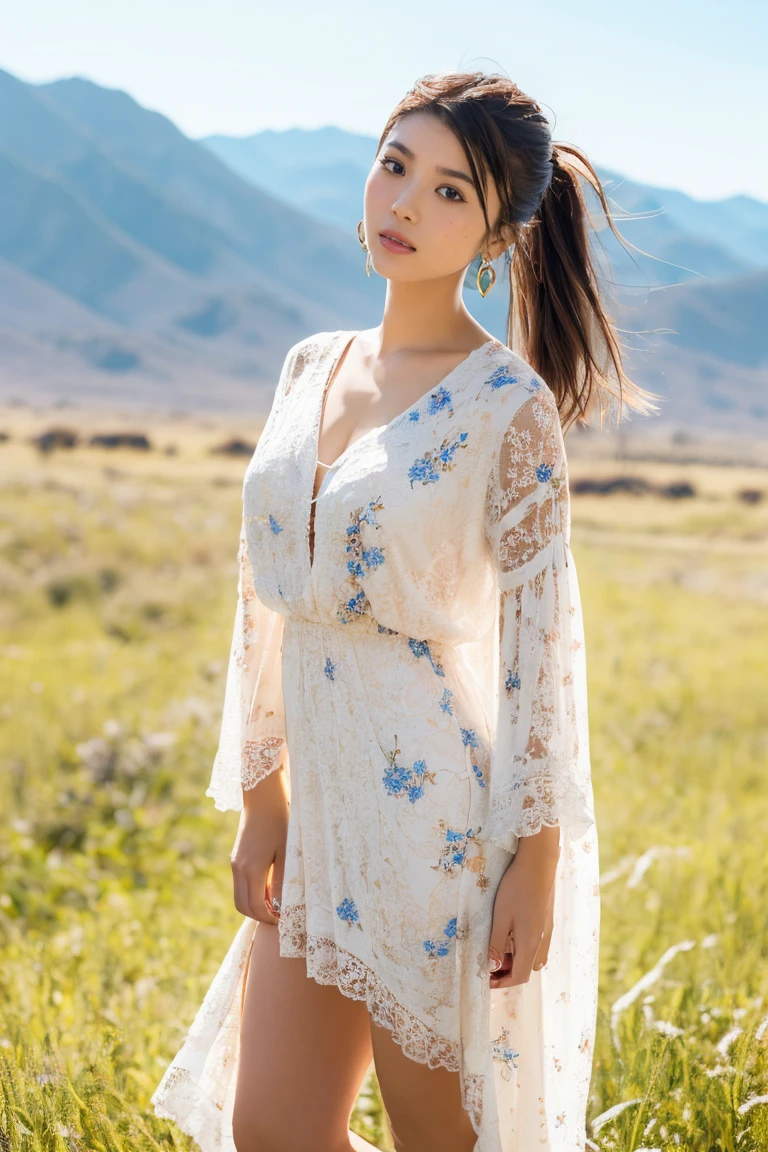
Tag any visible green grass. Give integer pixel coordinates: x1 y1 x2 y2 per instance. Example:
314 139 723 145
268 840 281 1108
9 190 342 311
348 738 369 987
1 435 767 1150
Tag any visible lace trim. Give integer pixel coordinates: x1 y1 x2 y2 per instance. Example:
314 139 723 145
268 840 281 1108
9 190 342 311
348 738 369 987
487 762 595 841
241 736 285 789
278 902 485 1133
152 1065 225 1136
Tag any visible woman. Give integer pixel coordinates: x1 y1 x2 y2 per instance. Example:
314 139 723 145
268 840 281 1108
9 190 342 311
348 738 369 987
151 71 657 1152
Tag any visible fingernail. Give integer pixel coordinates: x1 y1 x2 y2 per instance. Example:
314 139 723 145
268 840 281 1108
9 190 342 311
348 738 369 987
488 946 502 973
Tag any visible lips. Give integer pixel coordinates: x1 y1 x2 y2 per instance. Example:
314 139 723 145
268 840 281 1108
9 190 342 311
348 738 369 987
378 230 416 253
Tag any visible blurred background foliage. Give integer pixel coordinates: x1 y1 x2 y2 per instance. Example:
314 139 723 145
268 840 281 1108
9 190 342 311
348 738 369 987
0 425 766 1149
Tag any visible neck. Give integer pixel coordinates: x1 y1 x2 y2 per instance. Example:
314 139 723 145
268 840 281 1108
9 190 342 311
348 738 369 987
371 271 485 356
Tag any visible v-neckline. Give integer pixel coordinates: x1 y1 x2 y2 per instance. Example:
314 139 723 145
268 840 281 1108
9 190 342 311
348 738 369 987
306 329 498 574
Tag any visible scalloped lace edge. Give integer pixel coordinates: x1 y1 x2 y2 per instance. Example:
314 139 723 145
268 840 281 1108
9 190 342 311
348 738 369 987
278 902 486 1134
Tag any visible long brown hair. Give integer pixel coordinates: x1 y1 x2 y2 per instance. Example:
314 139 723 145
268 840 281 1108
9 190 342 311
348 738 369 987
376 70 661 432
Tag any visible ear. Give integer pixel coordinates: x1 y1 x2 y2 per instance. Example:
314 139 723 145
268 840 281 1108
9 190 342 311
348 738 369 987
485 222 518 262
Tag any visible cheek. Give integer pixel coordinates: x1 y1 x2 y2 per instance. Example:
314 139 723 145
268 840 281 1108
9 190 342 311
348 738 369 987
365 168 388 213
430 213 481 266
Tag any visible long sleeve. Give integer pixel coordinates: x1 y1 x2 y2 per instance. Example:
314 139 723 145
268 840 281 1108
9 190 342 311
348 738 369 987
483 385 595 852
205 522 287 812
204 339 304 814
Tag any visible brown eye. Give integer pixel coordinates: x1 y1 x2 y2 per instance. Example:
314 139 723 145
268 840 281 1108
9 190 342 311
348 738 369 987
437 185 465 202
379 156 405 176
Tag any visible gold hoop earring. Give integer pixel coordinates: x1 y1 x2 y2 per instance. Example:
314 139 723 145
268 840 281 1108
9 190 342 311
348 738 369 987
357 219 372 278
477 254 496 297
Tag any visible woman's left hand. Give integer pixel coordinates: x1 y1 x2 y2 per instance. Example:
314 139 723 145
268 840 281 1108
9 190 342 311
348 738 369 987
487 824 560 988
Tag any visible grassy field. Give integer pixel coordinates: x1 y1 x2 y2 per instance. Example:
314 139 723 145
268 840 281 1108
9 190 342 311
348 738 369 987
0 407 767 1151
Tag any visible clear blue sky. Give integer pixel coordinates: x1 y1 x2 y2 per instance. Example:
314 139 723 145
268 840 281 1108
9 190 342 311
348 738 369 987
4 0 767 202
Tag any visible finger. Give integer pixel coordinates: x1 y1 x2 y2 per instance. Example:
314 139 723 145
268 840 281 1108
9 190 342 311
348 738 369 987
491 939 538 989
254 868 279 923
532 920 553 971
533 888 556 971
232 862 251 917
265 857 285 919
488 916 515 973
268 859 285 907
232 858 278 923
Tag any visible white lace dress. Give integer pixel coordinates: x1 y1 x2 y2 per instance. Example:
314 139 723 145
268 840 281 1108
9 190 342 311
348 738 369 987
151 329 600 1152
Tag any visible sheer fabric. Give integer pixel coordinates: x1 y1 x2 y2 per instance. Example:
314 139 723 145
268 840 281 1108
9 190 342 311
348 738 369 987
206 525 288 810
484 387 595 853
152 330 600 1152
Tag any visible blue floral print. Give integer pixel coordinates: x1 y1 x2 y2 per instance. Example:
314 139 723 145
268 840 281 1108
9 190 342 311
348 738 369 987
324 656 336 681
408 637 445 677
268 514 283 534
485 365 520 391
426 385 454 415
472 762 486 788
336 897 361 925
362 546 385 569
460 726 479 749
408 432 469 487
536 462 553 482
382 737 436 803
432 822 491 888
439 687 454 714
406 384 455 424
435 827 470 872
423 917 458 959
337 498 386 625
504 667 521 694
492 1027 520 1080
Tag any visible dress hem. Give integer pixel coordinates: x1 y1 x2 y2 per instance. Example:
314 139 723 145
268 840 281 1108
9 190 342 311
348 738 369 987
278 902 486 1140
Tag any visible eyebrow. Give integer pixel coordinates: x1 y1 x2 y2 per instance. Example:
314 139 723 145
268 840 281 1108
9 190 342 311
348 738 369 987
385 138 476 188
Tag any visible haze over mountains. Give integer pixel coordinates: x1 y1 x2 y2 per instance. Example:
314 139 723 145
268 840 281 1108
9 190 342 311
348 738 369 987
0 66 765 434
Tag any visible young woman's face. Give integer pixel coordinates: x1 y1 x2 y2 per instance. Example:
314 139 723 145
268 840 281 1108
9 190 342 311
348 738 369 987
363 109 507 286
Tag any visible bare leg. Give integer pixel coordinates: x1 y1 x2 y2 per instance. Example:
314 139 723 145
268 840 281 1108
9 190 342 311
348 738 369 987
233 923 377 1152
369 1019 477 1152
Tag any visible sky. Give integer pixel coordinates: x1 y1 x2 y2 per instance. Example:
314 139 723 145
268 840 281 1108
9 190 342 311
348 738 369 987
3 0 767 203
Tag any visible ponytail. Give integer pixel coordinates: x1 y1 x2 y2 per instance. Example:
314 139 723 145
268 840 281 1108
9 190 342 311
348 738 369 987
509 142 660 431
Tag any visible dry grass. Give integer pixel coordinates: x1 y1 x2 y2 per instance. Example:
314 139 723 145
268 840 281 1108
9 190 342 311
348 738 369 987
0 410 767 1150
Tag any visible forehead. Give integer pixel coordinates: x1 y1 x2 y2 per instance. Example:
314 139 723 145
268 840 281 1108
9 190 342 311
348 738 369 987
380 109 497 209
381 110 468 163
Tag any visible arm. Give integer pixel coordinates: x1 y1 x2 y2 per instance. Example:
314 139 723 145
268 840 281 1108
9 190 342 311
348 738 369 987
484 385 595 984
484 386 594 850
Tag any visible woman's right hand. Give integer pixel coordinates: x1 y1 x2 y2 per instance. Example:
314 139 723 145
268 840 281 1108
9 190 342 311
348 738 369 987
230 761 290 924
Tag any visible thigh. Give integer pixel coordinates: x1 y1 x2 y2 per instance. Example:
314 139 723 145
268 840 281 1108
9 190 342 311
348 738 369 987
369 1020 477 1152
233 923 374 1152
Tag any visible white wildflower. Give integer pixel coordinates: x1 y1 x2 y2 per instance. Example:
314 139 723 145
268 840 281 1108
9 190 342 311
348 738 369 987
591 1098 643 1134
655 1020 685 1038
610 940 696 1045
738 1095 768 1114
716 1027 743 1057
626 845 691 889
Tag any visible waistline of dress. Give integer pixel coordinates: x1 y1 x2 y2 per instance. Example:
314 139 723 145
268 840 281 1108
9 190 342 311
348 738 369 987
280 613 490 651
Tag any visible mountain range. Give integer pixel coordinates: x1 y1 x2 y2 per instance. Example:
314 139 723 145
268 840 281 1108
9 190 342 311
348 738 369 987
0 66 765 435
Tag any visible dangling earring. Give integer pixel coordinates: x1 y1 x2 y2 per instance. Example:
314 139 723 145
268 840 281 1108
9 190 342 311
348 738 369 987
476 253 496 297
357 219 372 278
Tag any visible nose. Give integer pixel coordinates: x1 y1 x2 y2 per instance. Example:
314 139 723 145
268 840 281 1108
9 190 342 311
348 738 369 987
391 184 418 224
